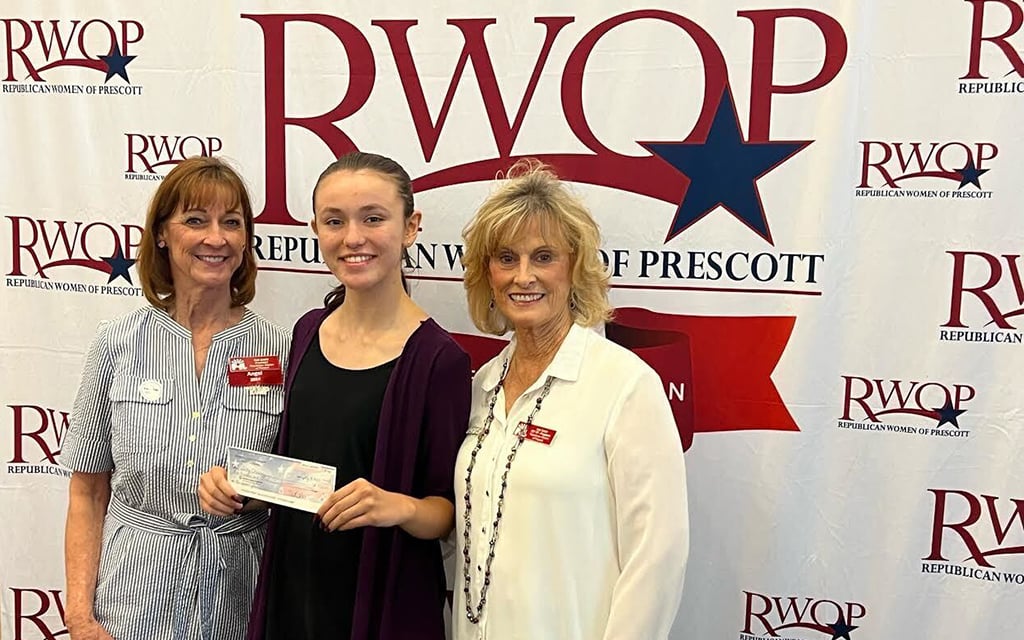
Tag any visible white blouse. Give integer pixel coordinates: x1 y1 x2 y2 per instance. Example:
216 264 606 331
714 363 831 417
453 323 688 640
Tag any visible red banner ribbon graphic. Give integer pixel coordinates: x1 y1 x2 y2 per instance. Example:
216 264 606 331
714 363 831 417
451 307 798 451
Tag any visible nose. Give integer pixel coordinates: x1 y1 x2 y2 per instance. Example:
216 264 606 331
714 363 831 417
204 222 228 247
513 257 535 287
343 223 366 248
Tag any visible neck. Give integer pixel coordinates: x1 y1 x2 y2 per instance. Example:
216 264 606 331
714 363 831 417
334 274 411 332
171 287 236 332
512 314 573 370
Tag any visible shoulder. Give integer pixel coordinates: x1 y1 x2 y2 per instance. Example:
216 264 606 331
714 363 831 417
410 318 469 360
244 310 291 343
290 307 330 335
402 319 472 383
584 330 658 387
97 305 161 343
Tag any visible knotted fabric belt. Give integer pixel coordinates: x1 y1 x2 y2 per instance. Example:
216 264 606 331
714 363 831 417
107 496 268 640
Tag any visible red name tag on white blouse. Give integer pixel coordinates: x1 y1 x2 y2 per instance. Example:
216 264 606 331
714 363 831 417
520 422 556 445
227 356 283 386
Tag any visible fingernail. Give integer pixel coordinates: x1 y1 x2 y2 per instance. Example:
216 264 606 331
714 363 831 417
232 495 242 502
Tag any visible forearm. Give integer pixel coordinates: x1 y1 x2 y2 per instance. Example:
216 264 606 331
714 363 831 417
64 473 111 629
397 495 455 539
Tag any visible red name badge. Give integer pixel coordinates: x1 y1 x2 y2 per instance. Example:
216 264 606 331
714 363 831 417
227 356 283 387
521 422 556 445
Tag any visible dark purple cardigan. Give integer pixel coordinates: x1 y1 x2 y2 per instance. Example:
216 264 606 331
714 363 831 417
246 308 471 640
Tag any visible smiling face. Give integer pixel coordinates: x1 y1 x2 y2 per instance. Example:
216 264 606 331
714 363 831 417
311 169 420 293
157 195 246 300
487 218 574 335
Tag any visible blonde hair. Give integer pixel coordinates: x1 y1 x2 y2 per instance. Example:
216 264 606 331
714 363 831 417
137 156 257 310
462 159 612 335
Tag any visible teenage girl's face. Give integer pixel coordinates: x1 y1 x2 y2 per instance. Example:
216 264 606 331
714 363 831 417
311 169 420 293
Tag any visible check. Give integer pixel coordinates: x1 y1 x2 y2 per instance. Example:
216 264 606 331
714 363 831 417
226 447 337 513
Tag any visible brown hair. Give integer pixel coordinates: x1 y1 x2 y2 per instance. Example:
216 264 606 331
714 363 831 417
136 156 257 310
462 158 612 335
312 152 414 311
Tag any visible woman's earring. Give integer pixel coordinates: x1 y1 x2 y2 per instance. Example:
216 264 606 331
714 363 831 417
157 240 166 249
489 296 495 310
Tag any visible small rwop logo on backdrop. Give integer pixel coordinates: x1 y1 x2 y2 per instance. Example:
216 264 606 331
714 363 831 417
837 375 976 439
1 17 145 96
854 140 997 200
9 586 68 640
958 0 1024 96
4 404 72 478
940 251 1024 344
4 216 145 297
740 591 865 640
124 133 224 181
923 489 1024 586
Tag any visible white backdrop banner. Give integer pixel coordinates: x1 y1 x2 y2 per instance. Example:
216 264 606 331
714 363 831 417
2 1 1023 639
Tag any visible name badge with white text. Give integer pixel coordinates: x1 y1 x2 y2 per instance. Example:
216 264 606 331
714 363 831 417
520 422 556 445
228 355 283 387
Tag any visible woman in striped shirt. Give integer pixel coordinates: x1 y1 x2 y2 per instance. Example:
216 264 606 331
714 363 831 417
61 157 290 640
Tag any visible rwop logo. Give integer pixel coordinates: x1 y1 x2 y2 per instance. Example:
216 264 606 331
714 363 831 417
242 9 847 246
1 18 144 95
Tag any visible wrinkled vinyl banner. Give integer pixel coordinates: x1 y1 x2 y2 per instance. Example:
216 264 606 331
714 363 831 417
2 1 1023 639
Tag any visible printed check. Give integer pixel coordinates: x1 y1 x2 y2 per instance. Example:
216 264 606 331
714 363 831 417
227 447 337 513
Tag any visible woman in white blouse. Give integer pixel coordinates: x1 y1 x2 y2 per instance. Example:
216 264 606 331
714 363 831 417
454 159 688 640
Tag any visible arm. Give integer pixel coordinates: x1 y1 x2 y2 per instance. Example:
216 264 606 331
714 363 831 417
64 472 114 638
59 323 117 639
601 367 688 640
319 482 454 539
320 343 472 539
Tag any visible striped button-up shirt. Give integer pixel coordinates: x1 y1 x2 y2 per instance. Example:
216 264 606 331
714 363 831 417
60 306 290 640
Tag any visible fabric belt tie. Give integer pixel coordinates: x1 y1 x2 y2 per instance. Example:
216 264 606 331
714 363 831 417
107 496 268 640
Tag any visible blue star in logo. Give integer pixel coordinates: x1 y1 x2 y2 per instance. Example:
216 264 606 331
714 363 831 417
103 246 136 284
99 42 136 84
956 157 989 190
932 399 967 429
641 86 810 244
828 612 858 640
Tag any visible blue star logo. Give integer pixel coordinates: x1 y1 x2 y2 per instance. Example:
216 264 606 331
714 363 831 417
102 246 136 284
956 157 989 190
827 612 858 640
932 399 967 429
99 42 136 84
641 86 811 244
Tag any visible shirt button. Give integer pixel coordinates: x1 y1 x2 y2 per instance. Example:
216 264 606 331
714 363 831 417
189 434 197 442
192 411 200 419
186 460 194 467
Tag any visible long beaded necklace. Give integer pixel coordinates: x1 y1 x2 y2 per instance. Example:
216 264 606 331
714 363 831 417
461 356 555 624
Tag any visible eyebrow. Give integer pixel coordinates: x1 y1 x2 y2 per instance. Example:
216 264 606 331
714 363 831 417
182 206 243 215
317 204 390 216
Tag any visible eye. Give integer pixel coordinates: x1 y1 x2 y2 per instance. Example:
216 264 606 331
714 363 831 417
497 252 516 266
365 215 385 224
184 216 203 226
224 218 243 228
535 251 554 264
